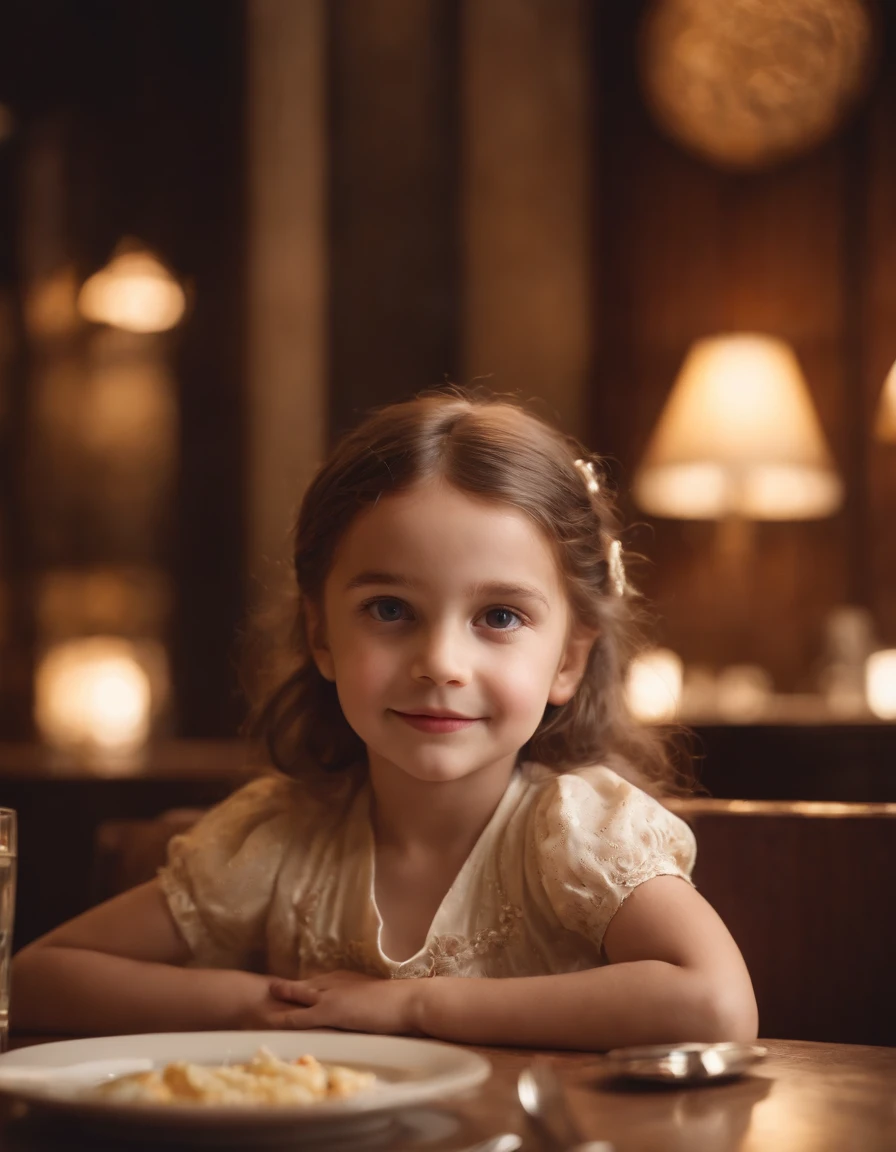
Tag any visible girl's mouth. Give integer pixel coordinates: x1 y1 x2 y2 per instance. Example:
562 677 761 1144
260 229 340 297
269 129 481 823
391 711 479 734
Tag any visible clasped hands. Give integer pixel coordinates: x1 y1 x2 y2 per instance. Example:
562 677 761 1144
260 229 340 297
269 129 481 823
240 969 425 1035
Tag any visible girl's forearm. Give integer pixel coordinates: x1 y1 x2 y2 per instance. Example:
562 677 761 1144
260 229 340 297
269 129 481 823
11 946 265 1035
415 961 757 1050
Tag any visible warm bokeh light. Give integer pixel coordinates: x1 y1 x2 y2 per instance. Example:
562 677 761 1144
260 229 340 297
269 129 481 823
716 664 773 722
874 360 896 443
634 334 843 520
78 247 186 333
640 0 873 170
35 637 152 754
866 650 896 721
626 648 683 723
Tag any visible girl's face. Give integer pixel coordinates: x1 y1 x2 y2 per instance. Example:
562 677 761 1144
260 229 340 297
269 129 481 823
308 479 593 790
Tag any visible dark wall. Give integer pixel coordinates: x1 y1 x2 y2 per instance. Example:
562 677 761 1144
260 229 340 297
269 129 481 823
592 1 896 690
0 0 247 738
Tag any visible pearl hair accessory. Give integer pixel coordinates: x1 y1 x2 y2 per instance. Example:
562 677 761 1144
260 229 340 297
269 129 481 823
573 458 627 598
605 537 627 599
574 458 600 494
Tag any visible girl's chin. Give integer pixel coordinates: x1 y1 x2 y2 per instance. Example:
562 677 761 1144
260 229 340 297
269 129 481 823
366 751 518 785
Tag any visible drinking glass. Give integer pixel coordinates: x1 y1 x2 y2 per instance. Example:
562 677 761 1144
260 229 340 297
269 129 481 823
0 810 17 1053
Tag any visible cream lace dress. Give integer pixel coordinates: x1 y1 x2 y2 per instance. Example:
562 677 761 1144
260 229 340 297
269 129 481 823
159 764 696 980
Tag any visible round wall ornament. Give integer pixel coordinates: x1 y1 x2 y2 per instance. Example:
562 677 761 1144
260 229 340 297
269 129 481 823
638 0 875 170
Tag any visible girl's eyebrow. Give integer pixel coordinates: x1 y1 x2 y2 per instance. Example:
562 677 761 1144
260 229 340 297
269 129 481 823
345 571 550 610
472 582 550 610
344 570 412 591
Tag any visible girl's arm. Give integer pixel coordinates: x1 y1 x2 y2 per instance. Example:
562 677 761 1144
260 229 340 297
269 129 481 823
272 876 758 1049
11 880 275 1035
417 876 757 1049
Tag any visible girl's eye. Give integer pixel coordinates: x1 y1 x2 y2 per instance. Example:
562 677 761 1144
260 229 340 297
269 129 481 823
367 598 409 623
483 607 522 631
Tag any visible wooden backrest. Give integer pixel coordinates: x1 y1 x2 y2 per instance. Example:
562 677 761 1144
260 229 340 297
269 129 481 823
669 798 896 1046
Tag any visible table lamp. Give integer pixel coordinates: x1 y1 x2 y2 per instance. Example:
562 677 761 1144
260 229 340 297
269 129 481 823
633 333 844 690
874 358 896 443
634 334 843 521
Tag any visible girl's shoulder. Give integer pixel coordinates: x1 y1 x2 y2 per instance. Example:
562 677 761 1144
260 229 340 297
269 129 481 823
171 769 362 864
521 762 696 948
523 759 662 802
523 760 696 865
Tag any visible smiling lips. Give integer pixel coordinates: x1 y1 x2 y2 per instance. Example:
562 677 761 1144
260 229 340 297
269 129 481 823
391 710 480 734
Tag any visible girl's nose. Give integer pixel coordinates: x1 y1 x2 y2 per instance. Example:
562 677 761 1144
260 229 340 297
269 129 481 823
411 625 472 686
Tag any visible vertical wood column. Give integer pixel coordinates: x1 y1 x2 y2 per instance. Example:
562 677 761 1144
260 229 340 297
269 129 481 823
864 13 896 647
247 0 327 606
460 0 594 438
327 0 460 438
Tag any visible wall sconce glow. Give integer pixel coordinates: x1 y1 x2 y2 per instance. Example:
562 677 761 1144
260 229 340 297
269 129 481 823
35 637 152 754
874 360 896 443
634 334 843 520
866 649 896 721
78 246 186 333
626 648 683 723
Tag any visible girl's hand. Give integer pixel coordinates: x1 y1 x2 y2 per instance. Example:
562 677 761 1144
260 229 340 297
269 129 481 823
266 969 423 1035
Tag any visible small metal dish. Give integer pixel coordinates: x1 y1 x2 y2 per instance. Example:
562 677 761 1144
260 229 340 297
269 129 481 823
602 1042 768 1084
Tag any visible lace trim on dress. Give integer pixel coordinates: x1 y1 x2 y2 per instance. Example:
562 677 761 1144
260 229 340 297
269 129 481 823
294 889 524 979
294 891 384 977
396 901 524 978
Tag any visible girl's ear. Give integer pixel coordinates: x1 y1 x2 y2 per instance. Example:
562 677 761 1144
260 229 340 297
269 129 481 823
548 627 597 706
304 601 336 682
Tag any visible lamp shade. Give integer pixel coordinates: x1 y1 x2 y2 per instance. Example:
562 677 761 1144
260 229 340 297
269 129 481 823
634 334 843 520
874 359 896 443
78 244 186 334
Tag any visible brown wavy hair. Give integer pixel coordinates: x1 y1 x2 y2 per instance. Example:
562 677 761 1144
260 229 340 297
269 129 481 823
252 388 691 798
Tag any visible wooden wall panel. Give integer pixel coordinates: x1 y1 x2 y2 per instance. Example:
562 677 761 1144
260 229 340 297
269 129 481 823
460 0 593 437
864 25 896 648
247 0 327 609
327 0 460 439
591 0 884 691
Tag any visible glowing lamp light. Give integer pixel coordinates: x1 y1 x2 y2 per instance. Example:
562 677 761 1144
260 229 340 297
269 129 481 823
875 360 896 443
78 246 186 334
866 650 896 721
634 334 842 521
626 648 683 723
35 637 152 754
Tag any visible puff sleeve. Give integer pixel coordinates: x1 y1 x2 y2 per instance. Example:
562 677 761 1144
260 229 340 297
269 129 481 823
534 766 696 952
158 774 298 969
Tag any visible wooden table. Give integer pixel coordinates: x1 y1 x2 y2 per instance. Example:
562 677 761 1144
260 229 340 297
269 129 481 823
0 1037 893 1150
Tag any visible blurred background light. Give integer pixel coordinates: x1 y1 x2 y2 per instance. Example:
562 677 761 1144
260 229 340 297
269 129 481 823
639 0 874 170
866 650 896 720
634 334 843 521
78 244 186 334
874 359 896 443
34 636 153 755
626 647 683 722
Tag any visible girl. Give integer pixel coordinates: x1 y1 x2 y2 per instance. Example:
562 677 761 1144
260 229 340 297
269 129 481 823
12 390 757 1049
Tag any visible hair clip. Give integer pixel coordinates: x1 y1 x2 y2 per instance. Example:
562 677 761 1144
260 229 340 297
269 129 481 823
574 458 600 494
605 536 627 598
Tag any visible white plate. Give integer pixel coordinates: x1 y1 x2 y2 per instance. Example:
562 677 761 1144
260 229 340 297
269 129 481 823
0 1031 490 1143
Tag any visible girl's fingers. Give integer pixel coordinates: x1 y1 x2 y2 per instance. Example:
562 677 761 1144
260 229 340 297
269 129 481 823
270 979 318 1005
280 1005 329 1030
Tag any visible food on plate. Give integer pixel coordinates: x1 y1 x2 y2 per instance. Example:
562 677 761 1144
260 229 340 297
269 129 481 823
88 1047 377 1107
